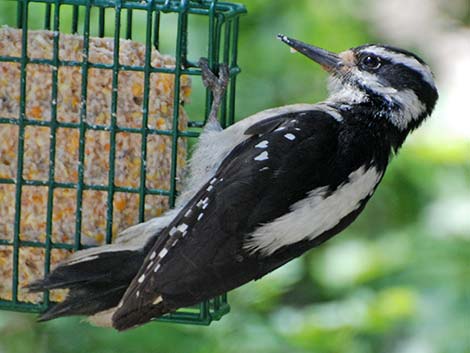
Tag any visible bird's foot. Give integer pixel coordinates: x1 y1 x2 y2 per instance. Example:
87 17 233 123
199 58 230 97
199 58 229 129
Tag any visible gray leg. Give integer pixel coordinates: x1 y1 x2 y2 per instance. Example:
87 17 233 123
199 58 230 130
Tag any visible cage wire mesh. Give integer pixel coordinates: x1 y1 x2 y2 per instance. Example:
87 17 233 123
0 0 245 325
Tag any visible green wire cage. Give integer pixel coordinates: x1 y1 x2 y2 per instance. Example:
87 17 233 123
0 0 245 325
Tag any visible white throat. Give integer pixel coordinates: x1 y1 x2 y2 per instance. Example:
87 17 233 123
327 76 368 104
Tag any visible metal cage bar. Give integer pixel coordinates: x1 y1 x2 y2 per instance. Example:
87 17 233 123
137 0 154 223
74 1 92 252
11 0 30 306
104 0 121 244
42 0 62 308
0 0 246 325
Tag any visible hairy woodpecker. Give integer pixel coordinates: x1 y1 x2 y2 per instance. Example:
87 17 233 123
29 35 438 330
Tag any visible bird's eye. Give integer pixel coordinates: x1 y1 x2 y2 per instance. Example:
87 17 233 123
361 55 382 70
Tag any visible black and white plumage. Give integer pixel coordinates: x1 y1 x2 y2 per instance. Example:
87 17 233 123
30 35 438 330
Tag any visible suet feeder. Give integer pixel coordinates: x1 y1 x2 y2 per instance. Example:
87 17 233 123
0 0 245 325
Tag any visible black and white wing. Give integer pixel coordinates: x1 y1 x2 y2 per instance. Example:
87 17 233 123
112 109 379 330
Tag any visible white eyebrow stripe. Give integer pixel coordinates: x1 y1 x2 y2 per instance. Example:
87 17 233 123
363 46 436 89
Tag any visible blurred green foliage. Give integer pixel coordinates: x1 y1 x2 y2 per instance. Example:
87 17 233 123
1 1 469 353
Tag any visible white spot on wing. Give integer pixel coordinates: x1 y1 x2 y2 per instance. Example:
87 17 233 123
200 197 209 209
153 264 161 272
197 213 204 221
245 165 383 255
150 251 156 260
259 167 270 172
284 133 296 140
185 104 320 208
255 140 269 149
153 296 163 305
254 151 269 161
159 248 169 258
138 274 145 283
177 223 188 233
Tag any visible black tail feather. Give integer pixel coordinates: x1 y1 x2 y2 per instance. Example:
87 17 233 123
28 250 139 292
37 283 129 321
28 249 146 321
112 302 170 331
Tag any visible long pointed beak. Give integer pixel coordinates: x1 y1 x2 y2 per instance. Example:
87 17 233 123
277 34 342 72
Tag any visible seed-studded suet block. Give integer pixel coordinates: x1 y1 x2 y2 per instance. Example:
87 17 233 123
0 27 191 303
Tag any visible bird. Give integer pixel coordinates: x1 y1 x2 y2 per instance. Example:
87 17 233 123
29 34 438 331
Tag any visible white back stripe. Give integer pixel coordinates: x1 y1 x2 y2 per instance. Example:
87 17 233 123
244 165 382 255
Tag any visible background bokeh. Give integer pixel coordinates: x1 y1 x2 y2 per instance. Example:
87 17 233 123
1 0 469 352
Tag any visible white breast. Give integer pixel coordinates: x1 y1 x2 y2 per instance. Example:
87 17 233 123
244 165 383 255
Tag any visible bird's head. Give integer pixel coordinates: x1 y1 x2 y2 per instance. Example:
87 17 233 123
278 34 438 133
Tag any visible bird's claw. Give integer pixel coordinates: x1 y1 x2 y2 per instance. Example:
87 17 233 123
199 58 230 98
199 58 230 128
